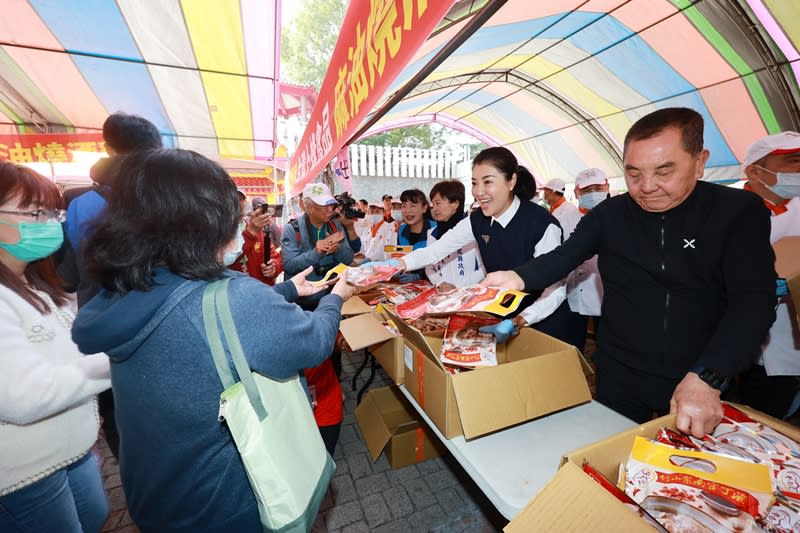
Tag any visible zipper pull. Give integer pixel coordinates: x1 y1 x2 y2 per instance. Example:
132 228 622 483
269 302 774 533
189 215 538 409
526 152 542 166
217 399 226 422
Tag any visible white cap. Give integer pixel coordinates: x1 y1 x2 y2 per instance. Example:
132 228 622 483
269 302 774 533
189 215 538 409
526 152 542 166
368 201 383 209
543 178 566 193
302 182 337 206
743 132 800 167
575 168 608 189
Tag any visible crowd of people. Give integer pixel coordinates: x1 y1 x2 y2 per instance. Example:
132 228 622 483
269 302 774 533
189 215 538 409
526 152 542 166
0 106 798 531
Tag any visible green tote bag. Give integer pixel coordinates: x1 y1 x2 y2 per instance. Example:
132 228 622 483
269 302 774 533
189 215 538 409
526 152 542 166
202 279 335 532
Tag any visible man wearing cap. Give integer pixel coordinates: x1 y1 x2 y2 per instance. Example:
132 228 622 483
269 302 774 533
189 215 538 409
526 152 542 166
281 182 355 308
483 107 776 437
382 194 394 223
280 182 350 455
542 177 582 238
565 168 611 351
229 194 283 286
250 196 281 249
739 132 800 418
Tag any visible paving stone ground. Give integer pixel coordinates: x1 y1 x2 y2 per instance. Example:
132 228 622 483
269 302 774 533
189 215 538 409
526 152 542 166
98 349 507 533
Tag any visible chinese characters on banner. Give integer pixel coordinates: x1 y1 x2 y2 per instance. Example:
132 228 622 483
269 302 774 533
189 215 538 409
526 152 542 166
288 0 456 195
0 133 106 163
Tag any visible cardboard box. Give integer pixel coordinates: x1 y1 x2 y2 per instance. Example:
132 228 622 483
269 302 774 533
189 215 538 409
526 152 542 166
773 236 800 328
372 337 405 385
506 404 800 532
355 386 444 468
341 294 373 316
389 308 593 440
339 302 406 383
339 312 396 351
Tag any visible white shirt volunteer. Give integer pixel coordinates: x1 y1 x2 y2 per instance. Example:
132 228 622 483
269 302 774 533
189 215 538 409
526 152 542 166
360 220 397 261
760 196 800 375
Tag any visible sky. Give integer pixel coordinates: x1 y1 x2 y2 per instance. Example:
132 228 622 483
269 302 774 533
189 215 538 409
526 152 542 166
281 1 300 28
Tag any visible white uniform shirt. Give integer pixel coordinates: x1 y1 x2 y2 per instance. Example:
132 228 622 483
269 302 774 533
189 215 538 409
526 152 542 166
563 210 603 317
760 196 800 375
359 220 397 261
424 226 486 288
550 198 581 238
403 196 566 325
566 253 603 317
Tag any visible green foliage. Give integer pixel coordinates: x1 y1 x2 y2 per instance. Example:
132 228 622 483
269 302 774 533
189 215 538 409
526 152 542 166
358 124 447 150
281 0 347 87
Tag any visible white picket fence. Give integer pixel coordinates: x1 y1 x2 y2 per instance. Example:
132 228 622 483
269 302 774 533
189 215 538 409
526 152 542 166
349 144 459 179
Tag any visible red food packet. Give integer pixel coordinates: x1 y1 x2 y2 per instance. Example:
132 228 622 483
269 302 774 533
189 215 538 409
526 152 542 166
439 314 499 368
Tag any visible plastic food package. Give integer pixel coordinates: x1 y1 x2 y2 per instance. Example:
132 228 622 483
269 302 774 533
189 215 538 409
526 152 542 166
395 284 526 319
624 436 774 532
439 314 500 368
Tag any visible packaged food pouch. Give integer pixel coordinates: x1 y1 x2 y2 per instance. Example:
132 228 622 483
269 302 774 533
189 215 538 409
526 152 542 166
625 436 774 532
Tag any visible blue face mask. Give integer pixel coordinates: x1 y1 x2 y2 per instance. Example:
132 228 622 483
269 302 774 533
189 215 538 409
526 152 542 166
223 227 245 267
578 191 607 211
764 170 800 199
0 220 64 262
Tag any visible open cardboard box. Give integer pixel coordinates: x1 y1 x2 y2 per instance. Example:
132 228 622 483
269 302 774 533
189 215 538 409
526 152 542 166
387 308 593 440
773 236 800 328
355 385 445 468
505 403 800 532
339 302 406 384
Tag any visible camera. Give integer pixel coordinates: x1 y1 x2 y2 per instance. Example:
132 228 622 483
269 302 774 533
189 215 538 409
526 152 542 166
333 192 365 219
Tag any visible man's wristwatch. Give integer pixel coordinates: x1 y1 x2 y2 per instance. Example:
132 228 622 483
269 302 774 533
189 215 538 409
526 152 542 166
690 365 730 392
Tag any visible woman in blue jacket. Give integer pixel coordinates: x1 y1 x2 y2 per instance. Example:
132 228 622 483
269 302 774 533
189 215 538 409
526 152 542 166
72 149 354 532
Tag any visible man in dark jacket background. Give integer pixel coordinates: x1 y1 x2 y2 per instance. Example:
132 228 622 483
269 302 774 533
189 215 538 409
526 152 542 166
482 107 776 438
57 112 163 458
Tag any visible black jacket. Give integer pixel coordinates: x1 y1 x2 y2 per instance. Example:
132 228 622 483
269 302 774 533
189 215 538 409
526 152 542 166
514 181 776 379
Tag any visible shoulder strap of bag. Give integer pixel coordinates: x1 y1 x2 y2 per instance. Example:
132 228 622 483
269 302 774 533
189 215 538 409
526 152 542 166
202 279 268 421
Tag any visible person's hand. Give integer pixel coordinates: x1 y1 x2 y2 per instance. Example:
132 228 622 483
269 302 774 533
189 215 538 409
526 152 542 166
330 270 356 301
315 238 332 255
480 270 524 290
247 210 271 235
361 258 405 271
670 372 724 438
339 215 356 230
777 277 789 298
289 266 326 297
261 259 277 278
478 319 519 343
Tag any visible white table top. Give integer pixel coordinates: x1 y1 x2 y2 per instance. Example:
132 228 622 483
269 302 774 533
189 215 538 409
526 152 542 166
397 385 636 520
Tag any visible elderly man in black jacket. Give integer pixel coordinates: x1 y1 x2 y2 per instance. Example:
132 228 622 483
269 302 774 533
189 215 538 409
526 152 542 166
483 107 776 437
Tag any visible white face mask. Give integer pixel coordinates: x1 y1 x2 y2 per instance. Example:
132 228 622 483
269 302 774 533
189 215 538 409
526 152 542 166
223 227 245 266
758 167 800 199
578 191 607 211
367 214 383 225
391 210 403 222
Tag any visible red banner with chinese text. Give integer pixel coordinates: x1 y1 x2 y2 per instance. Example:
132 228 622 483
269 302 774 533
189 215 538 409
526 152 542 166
288 0 455 195
0 133 105 163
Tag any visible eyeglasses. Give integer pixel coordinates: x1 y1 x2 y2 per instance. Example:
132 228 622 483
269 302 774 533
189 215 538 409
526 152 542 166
0 209 67 223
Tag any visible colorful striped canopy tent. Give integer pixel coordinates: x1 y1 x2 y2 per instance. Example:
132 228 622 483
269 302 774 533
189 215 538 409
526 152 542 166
355 0 800 186
0 0 281 161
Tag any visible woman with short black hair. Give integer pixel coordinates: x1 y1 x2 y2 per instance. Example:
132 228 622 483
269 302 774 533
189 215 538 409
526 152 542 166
72 149 354 532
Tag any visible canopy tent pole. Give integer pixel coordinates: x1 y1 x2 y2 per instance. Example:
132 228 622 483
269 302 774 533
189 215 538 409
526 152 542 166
346 0 509 146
